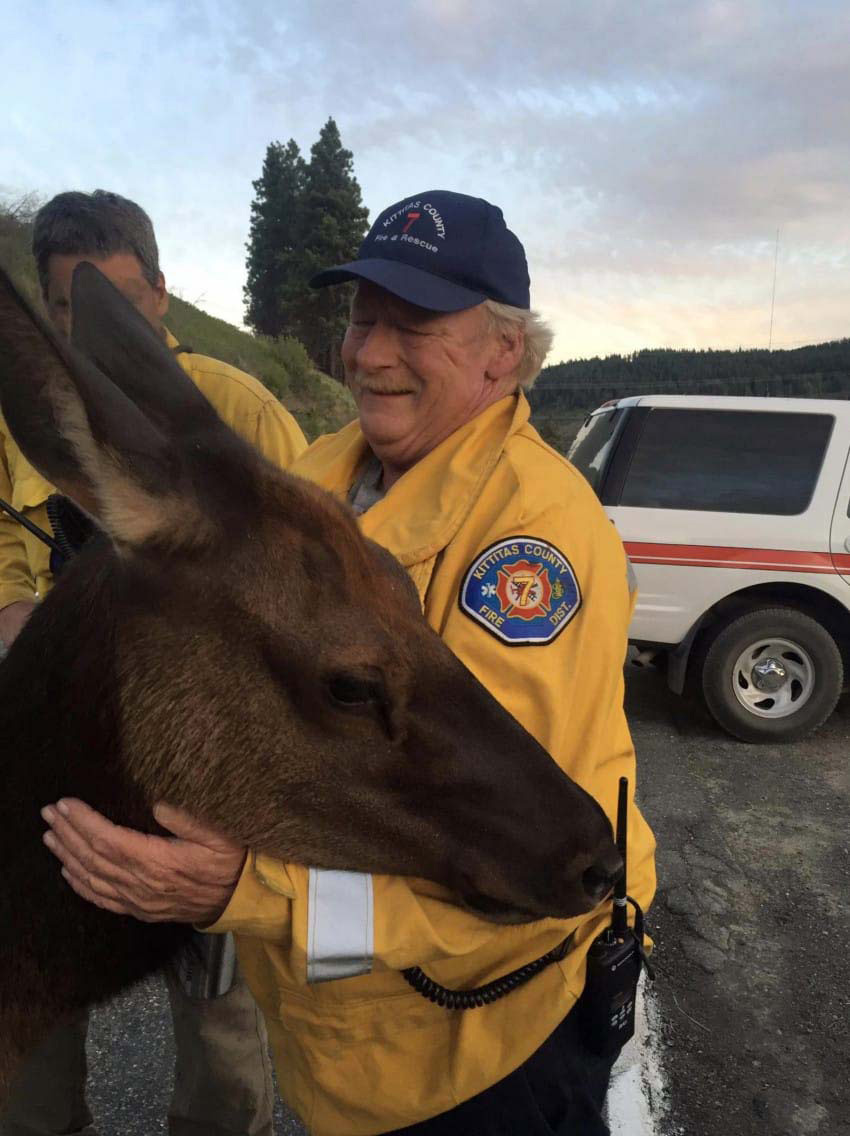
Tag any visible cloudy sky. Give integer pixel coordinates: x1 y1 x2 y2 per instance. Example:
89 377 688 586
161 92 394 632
2 0 848 363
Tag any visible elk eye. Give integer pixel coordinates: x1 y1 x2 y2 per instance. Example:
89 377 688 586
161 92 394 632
327 671 383 708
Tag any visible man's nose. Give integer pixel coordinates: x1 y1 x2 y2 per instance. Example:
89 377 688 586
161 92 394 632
354 323 398 369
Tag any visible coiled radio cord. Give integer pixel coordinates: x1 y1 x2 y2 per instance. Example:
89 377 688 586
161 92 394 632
402 932 574 1010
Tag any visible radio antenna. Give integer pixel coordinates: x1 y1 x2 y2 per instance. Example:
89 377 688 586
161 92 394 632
612 776 629 937
768 228 780 352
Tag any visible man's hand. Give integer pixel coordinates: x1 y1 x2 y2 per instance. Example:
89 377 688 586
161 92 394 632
41 799 247 925
0 599 36 649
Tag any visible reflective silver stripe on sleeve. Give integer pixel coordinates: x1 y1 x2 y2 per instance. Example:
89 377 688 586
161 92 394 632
307 869 374 984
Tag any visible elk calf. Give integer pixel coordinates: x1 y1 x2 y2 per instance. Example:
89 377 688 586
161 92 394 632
0 264 618 1097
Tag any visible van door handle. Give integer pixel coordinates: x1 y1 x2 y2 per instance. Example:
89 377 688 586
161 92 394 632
845 537 850 553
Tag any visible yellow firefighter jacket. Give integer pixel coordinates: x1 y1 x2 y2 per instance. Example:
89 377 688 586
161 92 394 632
0 331 306 607
208 391 657 1135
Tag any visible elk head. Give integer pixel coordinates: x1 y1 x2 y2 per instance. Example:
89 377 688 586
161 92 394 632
0 264 620 922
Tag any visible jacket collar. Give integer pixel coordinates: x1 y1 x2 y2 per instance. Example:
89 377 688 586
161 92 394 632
164 329 195 379
295 393 531 566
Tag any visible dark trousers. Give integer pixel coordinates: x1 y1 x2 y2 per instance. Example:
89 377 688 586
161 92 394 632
385 1011 615 1136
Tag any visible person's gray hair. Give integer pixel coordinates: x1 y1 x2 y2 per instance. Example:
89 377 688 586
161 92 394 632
32 190 161 297
483 300 554 390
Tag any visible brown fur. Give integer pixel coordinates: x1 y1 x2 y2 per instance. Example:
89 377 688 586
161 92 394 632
0 263 619 1098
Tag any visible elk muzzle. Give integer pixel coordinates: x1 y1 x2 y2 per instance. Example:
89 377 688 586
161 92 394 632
404 659 624 924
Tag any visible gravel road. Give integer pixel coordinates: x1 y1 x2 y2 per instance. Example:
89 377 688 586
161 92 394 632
628 664 850 1136
86 977 306 1135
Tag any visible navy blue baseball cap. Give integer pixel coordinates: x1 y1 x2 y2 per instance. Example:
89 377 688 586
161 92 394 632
310 190 530 312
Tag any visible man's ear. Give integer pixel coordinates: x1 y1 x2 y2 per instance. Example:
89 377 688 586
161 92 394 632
484 323 525 384
154 271 169 322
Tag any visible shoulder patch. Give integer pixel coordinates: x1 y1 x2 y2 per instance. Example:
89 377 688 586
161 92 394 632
459 536 582 646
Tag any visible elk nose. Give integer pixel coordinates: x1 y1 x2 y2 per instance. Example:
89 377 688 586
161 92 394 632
582 848 623 904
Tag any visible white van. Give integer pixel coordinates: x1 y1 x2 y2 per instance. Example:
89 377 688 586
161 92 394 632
567 396 850 742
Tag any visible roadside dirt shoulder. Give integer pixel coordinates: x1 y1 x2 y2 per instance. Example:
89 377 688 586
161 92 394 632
628 668 850 1136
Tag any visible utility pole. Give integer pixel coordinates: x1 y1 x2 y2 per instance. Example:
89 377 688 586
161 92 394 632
768 229 779 352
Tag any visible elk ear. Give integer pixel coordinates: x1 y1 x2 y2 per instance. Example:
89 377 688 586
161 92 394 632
0 265 199 549
0 269 100 516
69 262 224 440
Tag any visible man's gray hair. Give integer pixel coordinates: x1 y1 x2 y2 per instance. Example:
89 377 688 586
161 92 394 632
483 300 554 390
32 190 161 297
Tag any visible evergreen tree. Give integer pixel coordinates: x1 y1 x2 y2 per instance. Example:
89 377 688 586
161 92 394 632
283 118 369 378
243 139 306 337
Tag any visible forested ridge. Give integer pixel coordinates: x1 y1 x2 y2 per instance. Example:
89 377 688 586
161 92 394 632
534 340 850 405
530 340 850 450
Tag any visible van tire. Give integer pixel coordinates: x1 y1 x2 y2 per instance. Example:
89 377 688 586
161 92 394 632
700 607 843 743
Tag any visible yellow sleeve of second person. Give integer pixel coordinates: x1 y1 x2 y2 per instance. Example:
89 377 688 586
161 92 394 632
172 344 307 472
0 423 38 611
252 398 307 470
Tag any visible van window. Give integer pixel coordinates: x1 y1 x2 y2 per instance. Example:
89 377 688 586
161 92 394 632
567 409 624 493
619 409 833 514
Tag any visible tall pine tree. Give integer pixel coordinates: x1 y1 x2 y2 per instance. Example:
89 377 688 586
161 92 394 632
243 139 305 337
282 118 369 378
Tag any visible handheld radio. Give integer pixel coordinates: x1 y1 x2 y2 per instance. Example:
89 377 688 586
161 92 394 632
578 776 653 1056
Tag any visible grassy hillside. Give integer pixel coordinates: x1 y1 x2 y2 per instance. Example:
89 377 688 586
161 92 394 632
164 295 355 440
0 203 41 307
0 202 355 441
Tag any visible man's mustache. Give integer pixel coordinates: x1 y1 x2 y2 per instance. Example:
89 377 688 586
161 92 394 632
350 372 416 396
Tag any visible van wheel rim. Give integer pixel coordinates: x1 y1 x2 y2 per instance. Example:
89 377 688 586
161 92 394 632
731 638 815 719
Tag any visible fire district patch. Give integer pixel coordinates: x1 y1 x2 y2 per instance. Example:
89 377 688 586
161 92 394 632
459 536 582 646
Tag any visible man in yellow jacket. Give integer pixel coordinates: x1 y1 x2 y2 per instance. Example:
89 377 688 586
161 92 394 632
1 190 306 1136
42 191 656 1135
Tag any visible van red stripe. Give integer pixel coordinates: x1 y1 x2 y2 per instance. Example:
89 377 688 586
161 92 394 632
623 542 850 575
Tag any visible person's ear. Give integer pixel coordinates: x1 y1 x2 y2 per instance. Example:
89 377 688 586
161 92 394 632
484 324 524 384
154 272 169 321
